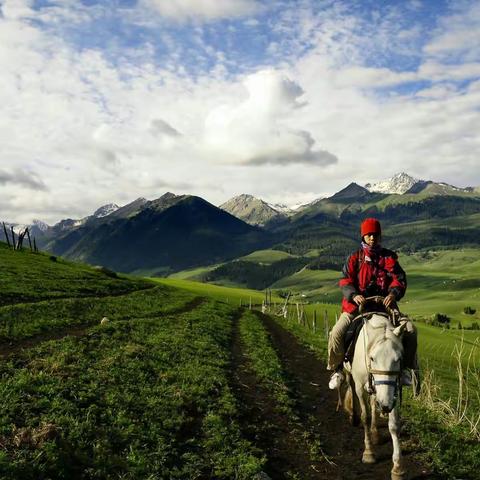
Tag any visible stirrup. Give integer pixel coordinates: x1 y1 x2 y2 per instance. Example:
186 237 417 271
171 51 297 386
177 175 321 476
328 370 345 390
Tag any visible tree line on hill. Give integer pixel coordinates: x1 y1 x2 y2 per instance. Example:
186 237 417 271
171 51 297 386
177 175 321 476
205 254 346 290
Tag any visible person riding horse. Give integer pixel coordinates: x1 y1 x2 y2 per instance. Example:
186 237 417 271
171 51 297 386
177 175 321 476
327 218 418 389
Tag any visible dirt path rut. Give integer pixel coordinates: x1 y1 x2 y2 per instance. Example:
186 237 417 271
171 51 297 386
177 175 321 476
0 296 206 359
230 309 333 479
256 311 441 480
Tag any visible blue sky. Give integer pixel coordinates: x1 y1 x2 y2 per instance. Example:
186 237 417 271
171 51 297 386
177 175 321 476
1 0 479 223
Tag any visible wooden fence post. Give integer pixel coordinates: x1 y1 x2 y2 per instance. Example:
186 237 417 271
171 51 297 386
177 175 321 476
324 310 329 339
10 227 15 250
26 228 33 251
2 222 11 248
313 310 317 333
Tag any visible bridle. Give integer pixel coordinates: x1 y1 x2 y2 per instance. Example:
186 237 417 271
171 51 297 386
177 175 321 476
357 297 403 404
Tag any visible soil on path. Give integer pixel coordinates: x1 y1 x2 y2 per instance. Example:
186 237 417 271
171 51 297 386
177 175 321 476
229 309 336 479
256 311 442 480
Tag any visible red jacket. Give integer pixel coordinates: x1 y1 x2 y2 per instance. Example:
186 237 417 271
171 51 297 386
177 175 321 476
339 247 407 313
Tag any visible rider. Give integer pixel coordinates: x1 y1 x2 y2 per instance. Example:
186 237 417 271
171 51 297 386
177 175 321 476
327 217 418 389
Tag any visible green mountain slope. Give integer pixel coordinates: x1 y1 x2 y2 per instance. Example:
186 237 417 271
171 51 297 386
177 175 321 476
268 184 480 255
49 196 270 273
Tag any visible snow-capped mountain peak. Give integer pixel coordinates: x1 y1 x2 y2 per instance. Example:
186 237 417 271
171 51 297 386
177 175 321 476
31 219 50 232
93 203 119 218
365 172 421 194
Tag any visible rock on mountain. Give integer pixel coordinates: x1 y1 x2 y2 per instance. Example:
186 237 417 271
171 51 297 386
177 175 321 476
220 194 287 226
365 172 420 194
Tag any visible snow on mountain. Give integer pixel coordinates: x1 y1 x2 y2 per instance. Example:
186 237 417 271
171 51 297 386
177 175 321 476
365 172 421 194
93 203 120 218
267 202 292 214
31 219 50 232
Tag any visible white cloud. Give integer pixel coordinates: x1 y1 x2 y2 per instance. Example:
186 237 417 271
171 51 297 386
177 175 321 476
419 61 480 82
141 0 261 21
204 69 338 166
0 0 35 20
424 2 480 60
334 66 417 88
0 0 479 225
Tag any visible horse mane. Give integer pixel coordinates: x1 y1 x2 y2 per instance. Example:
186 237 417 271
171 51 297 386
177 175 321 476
367 314 403 350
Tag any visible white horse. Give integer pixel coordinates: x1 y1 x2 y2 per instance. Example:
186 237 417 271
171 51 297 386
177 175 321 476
343 312 407 480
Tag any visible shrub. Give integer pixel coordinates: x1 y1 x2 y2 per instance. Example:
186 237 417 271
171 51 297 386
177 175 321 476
433 313 450 324
470 322 480 331
463 306 476 315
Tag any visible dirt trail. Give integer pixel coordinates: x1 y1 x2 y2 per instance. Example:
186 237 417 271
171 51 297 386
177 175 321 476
256 311 441 480
230 309 335 479
0 296 206 359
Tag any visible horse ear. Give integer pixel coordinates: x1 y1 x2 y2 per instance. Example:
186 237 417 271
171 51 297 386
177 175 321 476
393 323 406 337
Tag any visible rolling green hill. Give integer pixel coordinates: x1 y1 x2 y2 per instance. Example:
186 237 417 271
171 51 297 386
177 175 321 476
1 241 478 478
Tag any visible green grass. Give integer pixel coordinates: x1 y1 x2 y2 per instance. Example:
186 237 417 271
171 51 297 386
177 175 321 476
0 286 193 343
0 243 268 478
0 243 151 306
239 249 296 264
239 310 293 413
400 249 480 327
167 264 221 280
0 299 265 479
270 268 340 302
153 277 282 307
2 240 479 478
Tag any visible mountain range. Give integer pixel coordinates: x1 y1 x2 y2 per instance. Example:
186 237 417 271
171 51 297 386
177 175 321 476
2 173 480 274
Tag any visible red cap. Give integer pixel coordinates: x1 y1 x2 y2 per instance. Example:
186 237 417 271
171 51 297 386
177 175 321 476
361 218 381 237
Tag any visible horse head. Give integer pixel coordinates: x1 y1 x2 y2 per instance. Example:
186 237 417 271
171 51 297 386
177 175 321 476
365 315 405 414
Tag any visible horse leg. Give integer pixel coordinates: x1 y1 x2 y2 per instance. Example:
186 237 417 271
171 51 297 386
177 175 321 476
370 394 379 445
345 374 360 425
336 384 343 412
389 406 406 480
356 386 375 464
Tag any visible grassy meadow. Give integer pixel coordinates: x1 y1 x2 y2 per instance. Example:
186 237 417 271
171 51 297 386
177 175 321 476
0 244 270 479
1 240 479 478
157 247 480 478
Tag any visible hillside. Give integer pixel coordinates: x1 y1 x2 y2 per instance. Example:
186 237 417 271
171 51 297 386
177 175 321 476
48 195 270 273
0 242 478 478
267 184 480 256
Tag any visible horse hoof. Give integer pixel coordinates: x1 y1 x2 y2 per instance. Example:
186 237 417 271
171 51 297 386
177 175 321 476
362 452 376 464
391 467 407 480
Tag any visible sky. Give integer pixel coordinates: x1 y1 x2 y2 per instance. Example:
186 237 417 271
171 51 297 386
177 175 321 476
1 0 480 224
